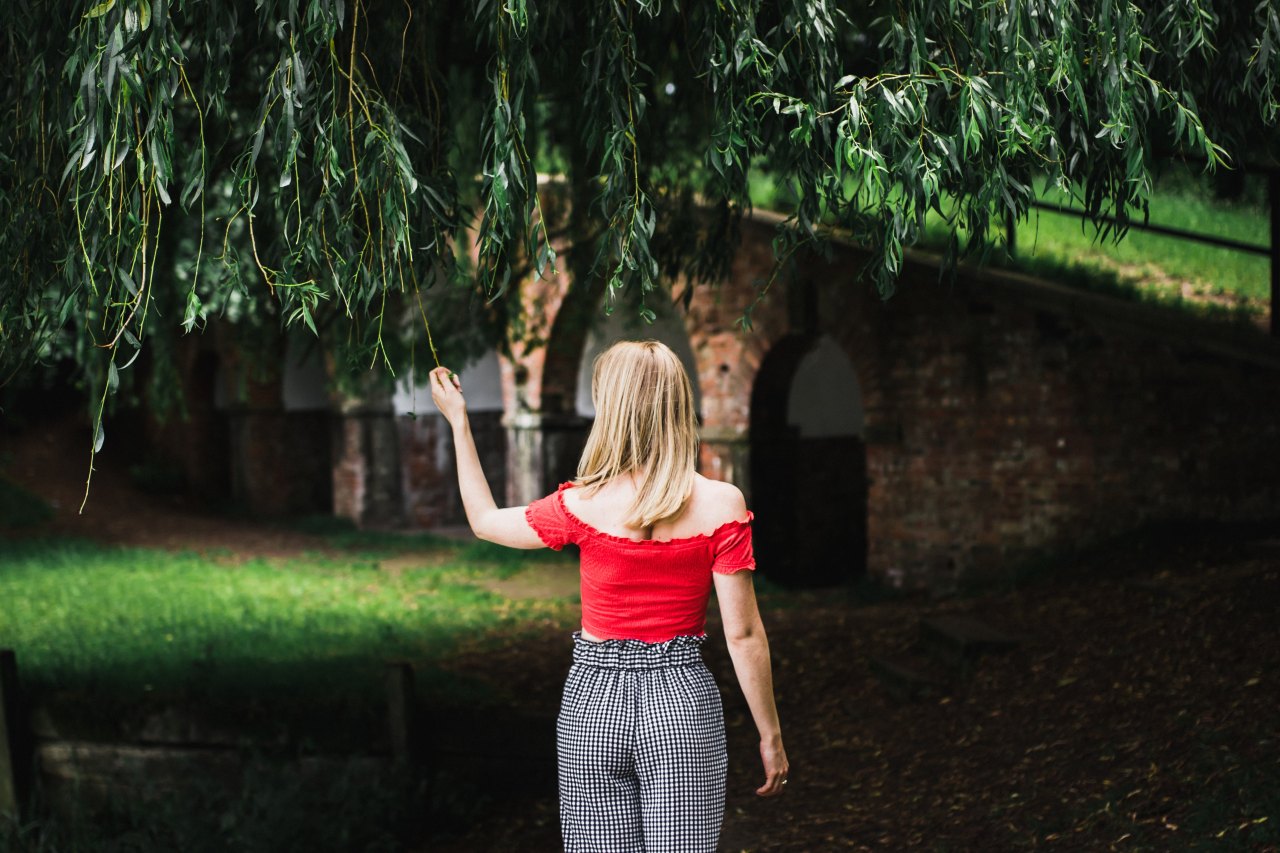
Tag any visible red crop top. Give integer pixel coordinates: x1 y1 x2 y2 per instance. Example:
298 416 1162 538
524 481 756 643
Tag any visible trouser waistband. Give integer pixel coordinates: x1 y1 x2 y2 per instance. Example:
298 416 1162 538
570 631 708 669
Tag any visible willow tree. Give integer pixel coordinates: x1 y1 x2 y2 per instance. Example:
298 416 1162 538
2 1 1278 438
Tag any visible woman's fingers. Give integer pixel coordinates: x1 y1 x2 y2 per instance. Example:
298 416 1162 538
428 367 466 423
756 769 788 796
430 366 460 394
757 740 788 796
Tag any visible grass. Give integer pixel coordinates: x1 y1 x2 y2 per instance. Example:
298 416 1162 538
0 534 575 849
749 163 1271 322
1010 174 1268 305
286 513 573 567
0 536 579 743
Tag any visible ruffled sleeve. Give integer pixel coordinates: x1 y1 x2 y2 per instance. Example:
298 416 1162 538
524 482 577 551
711 510 756 574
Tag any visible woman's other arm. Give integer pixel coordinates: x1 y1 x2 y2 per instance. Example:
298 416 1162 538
713 568 789 796
428 366 545 549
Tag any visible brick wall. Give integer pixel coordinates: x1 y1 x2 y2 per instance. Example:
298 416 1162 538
399 411 506 527
202 203 1280 594
784 222 1280 592
229 410 331 517
873 280 1279 591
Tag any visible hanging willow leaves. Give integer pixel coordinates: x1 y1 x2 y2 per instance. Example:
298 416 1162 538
1 0 1278 492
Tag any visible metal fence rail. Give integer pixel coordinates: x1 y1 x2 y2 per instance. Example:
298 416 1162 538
1004 169 1278 336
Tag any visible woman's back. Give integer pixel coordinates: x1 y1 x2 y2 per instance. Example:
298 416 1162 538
525 474 755 643
561 472 745 543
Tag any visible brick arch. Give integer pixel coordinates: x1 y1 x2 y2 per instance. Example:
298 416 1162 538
391 206 1280 596
529 279 708 495
540 273 610 417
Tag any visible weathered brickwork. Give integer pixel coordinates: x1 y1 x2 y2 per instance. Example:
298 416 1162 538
482 210 1280 592
148 325 332 517
191 204 1279 593
332 409 405 528
798 224 1280 592
143 333 231 503
399 411 506 528
229 410 331 517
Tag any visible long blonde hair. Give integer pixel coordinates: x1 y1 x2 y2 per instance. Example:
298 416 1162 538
574 339 699 529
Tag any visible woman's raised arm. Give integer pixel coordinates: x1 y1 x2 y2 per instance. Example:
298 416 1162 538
429 366 546 549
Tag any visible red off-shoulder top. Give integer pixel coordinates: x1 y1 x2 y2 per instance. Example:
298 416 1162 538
524 481 756 643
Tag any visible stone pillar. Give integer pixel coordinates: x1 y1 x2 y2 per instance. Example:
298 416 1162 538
332 388 405 529
698 425 751 496
504 411 592 505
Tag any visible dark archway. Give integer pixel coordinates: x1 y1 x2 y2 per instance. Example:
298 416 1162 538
749 334 867 588
188 348 233 503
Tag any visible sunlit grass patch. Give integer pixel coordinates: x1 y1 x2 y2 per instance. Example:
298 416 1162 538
750 165 1270 321
0 537 578 736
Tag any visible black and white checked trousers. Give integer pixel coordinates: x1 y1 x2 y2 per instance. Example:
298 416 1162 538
557 632 728 852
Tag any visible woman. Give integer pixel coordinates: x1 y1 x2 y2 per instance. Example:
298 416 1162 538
429 339 788 853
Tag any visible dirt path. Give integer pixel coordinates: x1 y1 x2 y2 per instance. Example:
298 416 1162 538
1 414 441 558
429 529 1280 852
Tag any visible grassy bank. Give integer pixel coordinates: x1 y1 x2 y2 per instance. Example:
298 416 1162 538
750 163 1270 321
0 535 579 740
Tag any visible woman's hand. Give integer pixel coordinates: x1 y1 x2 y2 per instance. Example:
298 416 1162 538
757 734 789 797
429 366 466 428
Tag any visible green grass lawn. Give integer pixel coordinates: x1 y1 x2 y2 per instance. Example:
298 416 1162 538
1012 176 1268 303
750 163 1271 321
0 534 579 742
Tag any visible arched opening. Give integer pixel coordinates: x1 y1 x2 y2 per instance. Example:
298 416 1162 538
750 333 867 588
188 347 232 502
574 304 701 419
557 297 700 488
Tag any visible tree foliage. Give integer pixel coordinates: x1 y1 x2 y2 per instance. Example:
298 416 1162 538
2 0 1278 415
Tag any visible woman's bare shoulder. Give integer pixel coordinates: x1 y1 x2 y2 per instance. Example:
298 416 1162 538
691 474 749 526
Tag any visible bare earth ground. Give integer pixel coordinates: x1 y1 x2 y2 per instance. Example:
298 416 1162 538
3 419 1278 851
432 538 1279 853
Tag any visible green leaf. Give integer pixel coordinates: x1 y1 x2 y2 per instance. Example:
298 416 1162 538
117 269 139 297
181 290 202 333
84 0 116 19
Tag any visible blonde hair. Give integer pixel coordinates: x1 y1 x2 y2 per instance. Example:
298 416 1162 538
574 339 699 529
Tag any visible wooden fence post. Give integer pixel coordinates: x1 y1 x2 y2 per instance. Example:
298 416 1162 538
0 649 27 824
385 662 416 765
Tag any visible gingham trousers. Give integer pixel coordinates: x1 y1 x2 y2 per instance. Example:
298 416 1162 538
556 632 728 853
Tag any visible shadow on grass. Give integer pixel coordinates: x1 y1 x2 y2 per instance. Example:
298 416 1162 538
287 514 458 554
4 753 511 853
